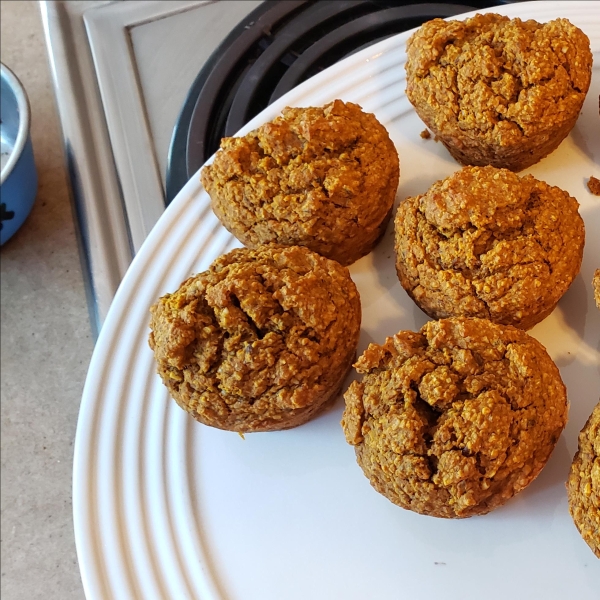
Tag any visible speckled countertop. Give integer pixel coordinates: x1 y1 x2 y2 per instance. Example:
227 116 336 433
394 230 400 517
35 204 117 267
1 2 91 597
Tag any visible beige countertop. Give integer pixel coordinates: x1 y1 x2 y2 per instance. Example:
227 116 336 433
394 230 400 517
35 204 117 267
1 1 91 597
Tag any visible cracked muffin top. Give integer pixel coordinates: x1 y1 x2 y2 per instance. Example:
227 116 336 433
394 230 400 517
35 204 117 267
567 401 600 558
149 244 361 433
201 100 399 266
405 14 592 170
342 317 568 518
394 166 585 329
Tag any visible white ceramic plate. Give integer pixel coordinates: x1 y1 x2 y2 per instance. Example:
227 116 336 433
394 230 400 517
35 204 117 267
74 2 600 598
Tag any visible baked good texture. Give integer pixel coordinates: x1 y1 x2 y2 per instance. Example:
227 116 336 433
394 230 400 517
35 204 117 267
567 401 600 558
149 245 361 432
342 317 568 518
405 14 592 171
589 176 600 196
594 270 600 310
201 100 399 266
394 166 585 330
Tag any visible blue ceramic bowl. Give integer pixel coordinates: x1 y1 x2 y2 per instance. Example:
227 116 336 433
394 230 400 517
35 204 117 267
1 63 37 245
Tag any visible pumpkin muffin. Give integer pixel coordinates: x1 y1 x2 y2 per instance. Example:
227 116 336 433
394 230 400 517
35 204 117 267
200 100 399 266
149 245 361 433
342 317 568 518
567 401 600 558
394 166 585 330
405 14 593 171
594 270 600 309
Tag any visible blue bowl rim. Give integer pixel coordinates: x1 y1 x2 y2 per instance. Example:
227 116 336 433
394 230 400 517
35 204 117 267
0 62 31 185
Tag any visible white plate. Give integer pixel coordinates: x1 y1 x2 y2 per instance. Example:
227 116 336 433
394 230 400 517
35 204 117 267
74 2 600 598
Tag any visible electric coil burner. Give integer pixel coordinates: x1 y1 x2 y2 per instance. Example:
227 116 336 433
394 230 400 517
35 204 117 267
166 0 521 202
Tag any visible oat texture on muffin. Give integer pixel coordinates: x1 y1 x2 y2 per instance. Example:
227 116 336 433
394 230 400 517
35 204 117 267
341 317 568 518
405 14 592 171
567 402 600 558
394 166 585 329
149 245 361 433
594 270 600 310
201 100 399 266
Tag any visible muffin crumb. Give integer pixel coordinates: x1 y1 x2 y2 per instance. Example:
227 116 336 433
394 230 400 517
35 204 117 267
420 129 431 139
588 176 600 196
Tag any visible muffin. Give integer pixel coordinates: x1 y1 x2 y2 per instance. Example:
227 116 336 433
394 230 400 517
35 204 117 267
566 401 600 558
341 317 568 518
201 100 399 266
149 244 361 433
394 166 585 330
405 14 593 171
594 270 600 309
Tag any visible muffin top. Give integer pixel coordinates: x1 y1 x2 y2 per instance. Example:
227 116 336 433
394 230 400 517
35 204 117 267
405 14 592 148
342 317 568 518
394 166 585 329
201 100 399 266
149 244 361 432
567 401 600 558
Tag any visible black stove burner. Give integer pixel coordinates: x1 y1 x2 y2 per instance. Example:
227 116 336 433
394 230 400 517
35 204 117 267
166 0 522 203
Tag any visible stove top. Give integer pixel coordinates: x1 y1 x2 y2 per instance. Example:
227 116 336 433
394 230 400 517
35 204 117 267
42 0 522 336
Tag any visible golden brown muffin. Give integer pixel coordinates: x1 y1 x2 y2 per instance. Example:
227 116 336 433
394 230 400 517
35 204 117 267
342 317 568 518
394 166 585 330
149 245 361 433
566 402 600 558
405 14 593 171
201 100 399 266
594 270 600 310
